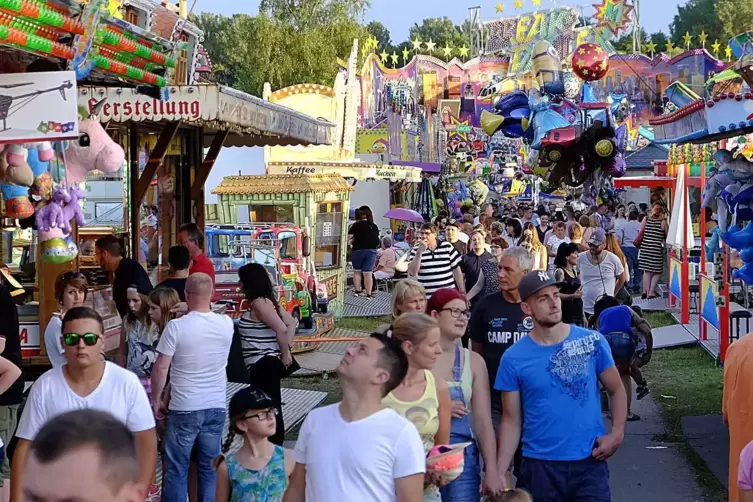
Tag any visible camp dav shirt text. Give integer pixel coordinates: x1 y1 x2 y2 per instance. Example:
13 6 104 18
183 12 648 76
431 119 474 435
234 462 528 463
470 294 532 395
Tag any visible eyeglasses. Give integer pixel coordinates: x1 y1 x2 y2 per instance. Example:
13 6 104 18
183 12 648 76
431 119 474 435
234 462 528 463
490 245 502 250
440 307 471 319
63 332 101 346
588 243 604 248
243 409 276 421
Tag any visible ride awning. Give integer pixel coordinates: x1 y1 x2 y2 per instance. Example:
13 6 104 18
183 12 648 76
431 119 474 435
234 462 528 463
78 85 333 147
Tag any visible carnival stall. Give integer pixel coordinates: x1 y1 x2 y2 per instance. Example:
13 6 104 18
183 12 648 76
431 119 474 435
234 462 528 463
619 33 753 363
0 0 334 366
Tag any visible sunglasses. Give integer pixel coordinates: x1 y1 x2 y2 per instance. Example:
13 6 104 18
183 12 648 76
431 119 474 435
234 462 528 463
63 333 101 346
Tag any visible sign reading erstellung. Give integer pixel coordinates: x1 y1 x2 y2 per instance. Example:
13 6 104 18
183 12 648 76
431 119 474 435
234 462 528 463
79 86 214 123
0 71 79 143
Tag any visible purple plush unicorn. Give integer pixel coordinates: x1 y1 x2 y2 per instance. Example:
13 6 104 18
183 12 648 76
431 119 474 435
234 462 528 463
35 186 69 233
60 185 87 234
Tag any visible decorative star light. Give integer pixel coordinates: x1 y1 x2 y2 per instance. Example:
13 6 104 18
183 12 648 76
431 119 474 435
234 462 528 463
425 39 436 52
682 32 692 48
390 52 399 66
699 31 708 48
402 47 410 62
380 50 389 64
532 0 541 5
450 116 471 140
665 40 675 54
644 41 657 57
726 45 733 60
458 45 470 58
592 0 634 37
442 44 453 59
495 3 504 13
514 0 523 8
106 0 123 19
712 40 721 57
411 37 422 51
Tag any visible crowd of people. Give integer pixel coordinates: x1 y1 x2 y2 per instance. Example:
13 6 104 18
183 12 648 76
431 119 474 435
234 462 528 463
0 193 710 502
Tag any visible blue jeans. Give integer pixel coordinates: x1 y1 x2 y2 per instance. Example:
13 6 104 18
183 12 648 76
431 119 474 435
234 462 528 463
440 345 481 501
622 246 641 292
162 408 225 502
518 456 611 502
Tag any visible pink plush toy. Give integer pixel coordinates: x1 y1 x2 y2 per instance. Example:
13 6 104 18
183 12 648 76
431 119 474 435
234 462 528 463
64 99 125 183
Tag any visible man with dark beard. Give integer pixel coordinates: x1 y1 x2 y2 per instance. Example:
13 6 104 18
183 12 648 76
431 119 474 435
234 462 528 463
495 271 626 501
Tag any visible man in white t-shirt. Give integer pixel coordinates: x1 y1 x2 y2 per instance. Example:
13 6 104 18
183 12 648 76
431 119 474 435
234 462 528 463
284 333 425 502
152 273 233 502
12 307 157 501
578 228 626 316
545 221 571 257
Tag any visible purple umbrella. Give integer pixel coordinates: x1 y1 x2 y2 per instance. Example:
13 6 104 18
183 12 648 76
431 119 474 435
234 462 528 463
384 208 425 224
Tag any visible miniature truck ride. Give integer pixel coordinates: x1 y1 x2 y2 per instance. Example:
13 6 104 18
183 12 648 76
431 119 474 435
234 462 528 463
206 223 319 328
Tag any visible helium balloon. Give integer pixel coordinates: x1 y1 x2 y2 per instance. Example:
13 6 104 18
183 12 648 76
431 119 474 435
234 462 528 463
572 43 609 82
532 41 564 95
562 71 582 99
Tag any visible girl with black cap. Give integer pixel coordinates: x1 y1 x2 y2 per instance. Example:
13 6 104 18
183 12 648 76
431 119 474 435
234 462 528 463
214 387 294 501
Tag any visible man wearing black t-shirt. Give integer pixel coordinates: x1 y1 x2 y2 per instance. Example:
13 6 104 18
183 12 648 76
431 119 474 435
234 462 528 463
470 246 533 432
157 246 190 301
95 235 153 318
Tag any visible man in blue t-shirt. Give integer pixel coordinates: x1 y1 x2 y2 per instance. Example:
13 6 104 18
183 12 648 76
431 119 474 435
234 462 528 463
495 271 627 501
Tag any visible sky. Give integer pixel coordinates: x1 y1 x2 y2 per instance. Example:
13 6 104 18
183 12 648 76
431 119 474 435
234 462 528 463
199 0 687 203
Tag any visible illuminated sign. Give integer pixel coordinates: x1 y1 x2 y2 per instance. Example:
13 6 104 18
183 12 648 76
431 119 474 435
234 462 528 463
484 8 581 74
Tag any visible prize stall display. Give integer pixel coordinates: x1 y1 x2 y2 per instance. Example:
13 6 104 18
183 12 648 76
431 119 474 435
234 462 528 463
0 0 334 367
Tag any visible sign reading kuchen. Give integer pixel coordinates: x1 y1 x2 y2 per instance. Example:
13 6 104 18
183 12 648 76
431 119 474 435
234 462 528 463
78 85 332 146
0 71 79 144
266 162 422 182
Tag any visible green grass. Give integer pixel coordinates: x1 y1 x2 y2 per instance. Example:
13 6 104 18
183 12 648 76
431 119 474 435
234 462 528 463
644 310 677 329
335 316 392 333
644 346 726 500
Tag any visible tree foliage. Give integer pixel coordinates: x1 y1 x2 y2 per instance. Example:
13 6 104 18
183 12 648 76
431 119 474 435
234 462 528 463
366 21 392 51
193 0 368 96
669 0 723 45
716 0 753 45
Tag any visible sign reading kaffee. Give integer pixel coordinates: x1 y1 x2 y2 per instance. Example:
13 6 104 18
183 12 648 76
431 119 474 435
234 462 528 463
266 162 422 182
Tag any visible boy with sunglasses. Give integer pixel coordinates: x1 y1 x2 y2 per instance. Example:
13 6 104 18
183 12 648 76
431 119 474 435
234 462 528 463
11 307 157 502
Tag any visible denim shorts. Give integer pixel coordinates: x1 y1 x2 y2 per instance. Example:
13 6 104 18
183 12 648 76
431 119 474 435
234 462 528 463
603 332 636 361
351 249 377 271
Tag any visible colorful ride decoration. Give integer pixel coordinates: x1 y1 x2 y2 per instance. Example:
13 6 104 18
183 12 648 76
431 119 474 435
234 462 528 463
479 38 627 204
0 0 192 89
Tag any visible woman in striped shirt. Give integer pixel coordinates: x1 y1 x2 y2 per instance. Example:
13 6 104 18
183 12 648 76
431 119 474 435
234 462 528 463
237 263 297 446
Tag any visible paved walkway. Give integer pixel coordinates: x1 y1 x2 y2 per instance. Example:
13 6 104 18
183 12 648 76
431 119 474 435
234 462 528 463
608 394 704 501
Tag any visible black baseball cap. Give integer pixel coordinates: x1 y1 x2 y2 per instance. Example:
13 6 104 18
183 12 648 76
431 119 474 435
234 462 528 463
229 387 279 417
518 271 563 301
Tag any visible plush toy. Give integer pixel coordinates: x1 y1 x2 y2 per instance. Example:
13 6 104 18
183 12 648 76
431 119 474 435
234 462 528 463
36 184 84 265
0 141 55 219
27 144 53 200
59 185 86 234
64 100 125 183
35 186 69 232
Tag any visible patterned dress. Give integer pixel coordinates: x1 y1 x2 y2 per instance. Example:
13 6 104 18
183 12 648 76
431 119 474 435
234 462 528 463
225 446 288 502
638 218 666 274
